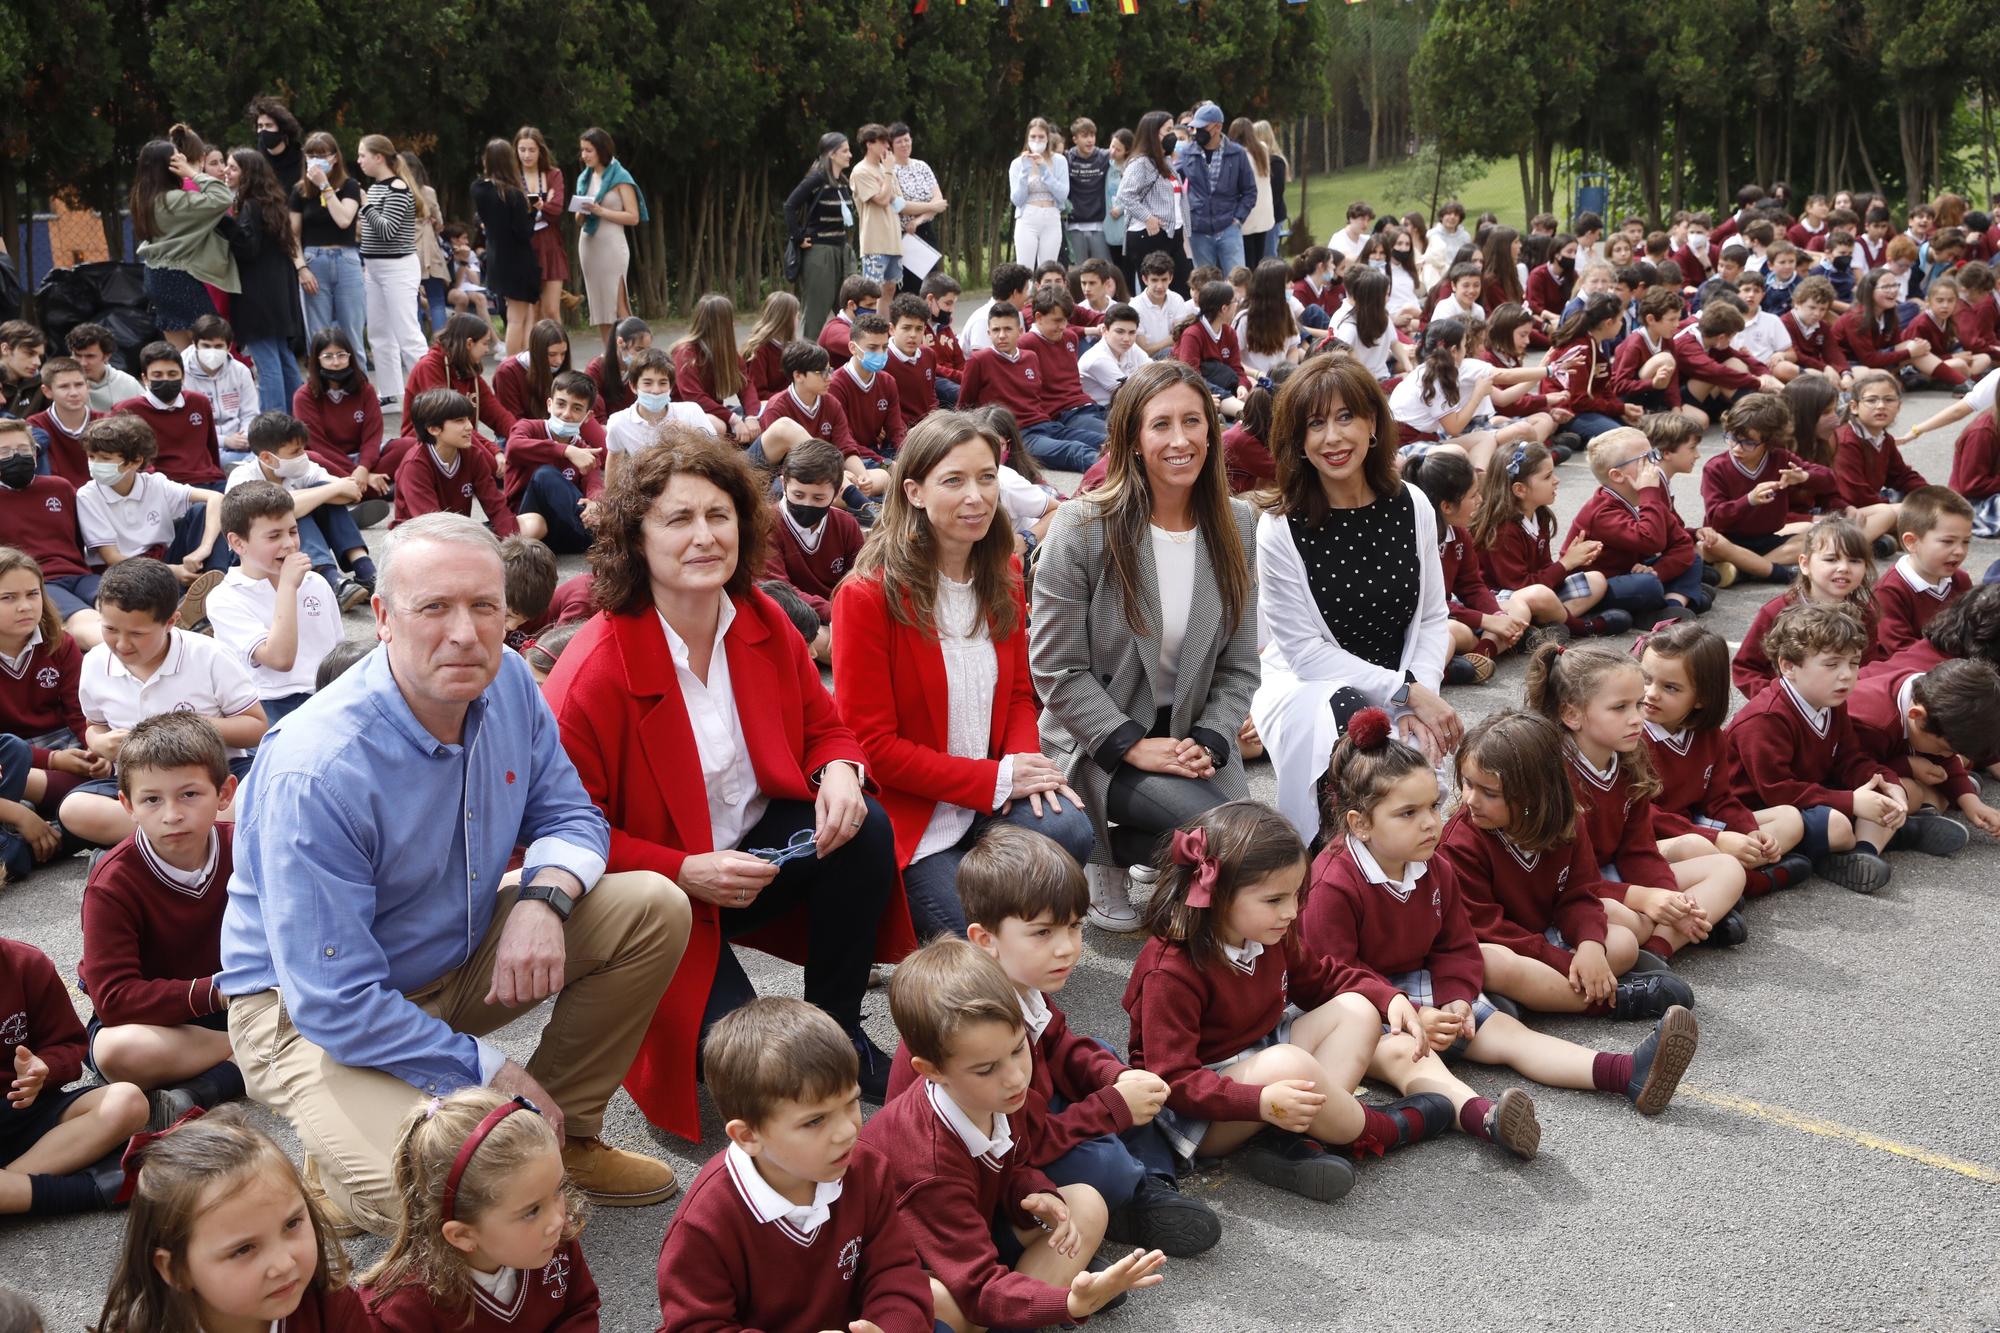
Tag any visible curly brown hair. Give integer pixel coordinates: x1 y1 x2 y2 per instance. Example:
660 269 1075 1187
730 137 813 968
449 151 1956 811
587 426 772 614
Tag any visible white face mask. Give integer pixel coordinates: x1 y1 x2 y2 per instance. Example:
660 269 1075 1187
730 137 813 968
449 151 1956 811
88 459 125 485
1028 138 1047 154
269 452 312 480
1688 233 1709 255
194 346 228 372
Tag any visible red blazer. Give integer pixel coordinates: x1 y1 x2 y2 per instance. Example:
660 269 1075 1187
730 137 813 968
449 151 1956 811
830 571 1040 868
542 596 915 1137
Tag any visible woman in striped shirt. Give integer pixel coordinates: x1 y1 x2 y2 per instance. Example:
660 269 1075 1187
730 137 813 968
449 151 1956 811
355 134 430 403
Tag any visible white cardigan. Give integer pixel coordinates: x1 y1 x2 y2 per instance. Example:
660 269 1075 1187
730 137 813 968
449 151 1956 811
1250 482 1451 838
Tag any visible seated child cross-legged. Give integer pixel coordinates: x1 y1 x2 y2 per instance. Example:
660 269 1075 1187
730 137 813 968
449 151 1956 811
1525 643 1749 957
1123 802 1453 1206
1873 485 1973 657
862 938 1166 1333
228 411 376 609
359 1088 601 1329
1641 411 1760 595
1733 515 1882 700
1299 710 1701 1162
1831 369 1925 541
1561 427 1705 625
75 416 227 584
884 826 1223 1257
1436 711 1697 1019
1469 442 1630 643
1849 656 2000 850
657 997 934 1333
1723 603 1913 894
1698 392 1837 584
502 370 606 555
78 713 246 1121
204 482 348 725
391 390 518 536
1403 451 1522 683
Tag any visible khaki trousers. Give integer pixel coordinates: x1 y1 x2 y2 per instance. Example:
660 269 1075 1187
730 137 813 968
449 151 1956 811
229 871 690 1235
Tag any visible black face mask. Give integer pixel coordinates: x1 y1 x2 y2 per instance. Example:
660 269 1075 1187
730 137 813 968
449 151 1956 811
786 500 830 529
0 454 33 488
1558 255 1576 276
1832 255 1852 270
321 365 354 383
1161 131 1178 156
256 128 284 153
148 378 182 403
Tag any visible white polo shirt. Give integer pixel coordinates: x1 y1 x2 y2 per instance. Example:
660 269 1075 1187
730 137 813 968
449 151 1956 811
605 402 715 456
78 628 262 758
204 567 344 700
226 455 336 493
1134 289 1193 349
76 473 198 564
1078 338 1149 406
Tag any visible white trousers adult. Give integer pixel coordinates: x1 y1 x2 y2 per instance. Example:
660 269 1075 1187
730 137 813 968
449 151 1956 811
1014 204 1064 268
362 251 427 398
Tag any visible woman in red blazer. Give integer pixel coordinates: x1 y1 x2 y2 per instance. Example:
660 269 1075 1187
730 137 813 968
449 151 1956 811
832 413 1095 940
542 426 911 1135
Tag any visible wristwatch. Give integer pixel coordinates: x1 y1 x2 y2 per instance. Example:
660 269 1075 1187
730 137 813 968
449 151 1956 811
1389 670 1416 709
517 881 575 922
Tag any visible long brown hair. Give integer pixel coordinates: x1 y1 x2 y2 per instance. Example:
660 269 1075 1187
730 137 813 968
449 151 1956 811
0 547 67 649
1140 800 1306 974
852 412 1020 641
1090 359 1249 639
1269 355 1396 525
1240 257 1298 357
524 318 572 415
128 140 182 243
437 312 492 381
1470 440 1553 550
514 124 554 176
480 137 525 198
1522 642 1663 802
1455 710 1579 855
743 290 801 361
226 148 295 253
1479 225 1524 304
589 428 771 613
672 294 746 401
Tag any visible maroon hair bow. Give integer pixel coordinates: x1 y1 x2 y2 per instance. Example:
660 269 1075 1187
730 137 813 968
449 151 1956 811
1629 618 1680 659
115 1106 207 1205
1171 827 1221 909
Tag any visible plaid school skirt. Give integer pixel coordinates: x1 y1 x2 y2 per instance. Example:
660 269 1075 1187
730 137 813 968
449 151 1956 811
1152 1004 1303 1163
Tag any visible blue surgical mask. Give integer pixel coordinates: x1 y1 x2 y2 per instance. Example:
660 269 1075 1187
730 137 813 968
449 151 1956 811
859 349 889 374
636 390 672 413
88 460 125 485
855 306 876 319
308 158 332 176
548 417 581 440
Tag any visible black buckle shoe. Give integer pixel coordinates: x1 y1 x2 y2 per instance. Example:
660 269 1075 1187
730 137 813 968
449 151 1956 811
1106 1174 1222 1256
1613 971 1696 1020
1240 1128 1356 1203
1698 906 1749 948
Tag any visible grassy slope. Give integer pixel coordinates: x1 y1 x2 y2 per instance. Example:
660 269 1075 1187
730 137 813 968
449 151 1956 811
1286 156 1522 239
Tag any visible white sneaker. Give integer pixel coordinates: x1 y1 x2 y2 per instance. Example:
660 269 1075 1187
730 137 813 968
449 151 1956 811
1125 863 1161 910
1086 863 1142 933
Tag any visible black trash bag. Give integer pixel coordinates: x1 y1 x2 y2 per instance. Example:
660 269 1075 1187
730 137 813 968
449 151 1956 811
35 261 160 373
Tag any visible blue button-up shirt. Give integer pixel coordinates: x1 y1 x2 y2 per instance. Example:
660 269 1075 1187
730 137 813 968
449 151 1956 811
219 645 608 1093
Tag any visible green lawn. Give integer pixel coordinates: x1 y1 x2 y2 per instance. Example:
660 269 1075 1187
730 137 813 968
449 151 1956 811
1287 156 1522 238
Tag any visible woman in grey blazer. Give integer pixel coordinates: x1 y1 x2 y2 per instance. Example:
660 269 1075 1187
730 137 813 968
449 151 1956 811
1030 359 1260 931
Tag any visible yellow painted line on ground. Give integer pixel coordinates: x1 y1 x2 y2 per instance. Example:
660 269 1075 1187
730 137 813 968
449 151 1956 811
1682 1086 2000 1185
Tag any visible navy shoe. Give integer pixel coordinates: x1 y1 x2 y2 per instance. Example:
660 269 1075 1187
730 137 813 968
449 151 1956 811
1482 1087 1541 1160
1766 562 1798 585
1106 1174 1221 1257
851 1032 893 1103
1817 849 1891 894
1387 1091 1455 1147
1625 1005 1699 1115
1892 811 1969 857
1240 1128 1356 1203
1624 948 1672 976
1699 906 1749 948
1613 971 1695 1020
1771 851 1814 892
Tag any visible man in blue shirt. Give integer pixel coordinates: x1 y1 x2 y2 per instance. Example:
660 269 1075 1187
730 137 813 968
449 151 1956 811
1176 102 1256 276
220 513 693 1235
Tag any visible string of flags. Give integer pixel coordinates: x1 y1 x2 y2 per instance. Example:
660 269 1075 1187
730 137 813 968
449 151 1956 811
912 0 1318 12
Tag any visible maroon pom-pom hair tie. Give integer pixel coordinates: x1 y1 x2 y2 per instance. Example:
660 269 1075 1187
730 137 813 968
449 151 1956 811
1346 707 1393 750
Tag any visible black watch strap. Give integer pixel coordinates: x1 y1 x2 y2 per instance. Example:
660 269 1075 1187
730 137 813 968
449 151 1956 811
517 882 575 921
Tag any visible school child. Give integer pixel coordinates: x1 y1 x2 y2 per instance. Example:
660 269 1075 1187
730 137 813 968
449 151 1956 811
1733 515 1883 699
1526 643 1749 957
921 272 966 404
1220 381 1278 495
1951 262 2000 360
1808 230 1859 310
497 535 558 653
1078 303 1149 408
1173 279 1248 401
760 341 891 509
742 290 803 404
1290 246 1342 325
26 356 94 486
500 370 604 555
0 417 103 649
1636 621 1813 895
76 416 227 583
180 316 257 463
1389 320 1533 475
1402 451 1521 681
884 293 943 423
0 934 149 1217
0 321 47 420
1475 306 1575 456
1849 656 2000 845
94 1110 364 1329
1670 212 1715 286
1299 710 1699 1160
671 294 763 446
58 559 266 848
1430 262 1488 326
603 347 726 489
1122 801 1452 1204
227 412 375 607
1730 600 1944 895
0 549 99 821
1906 277 1996 384
970 406 1062 554
114 342 224 487
395 313 517 453
1468 443 1627 641
1731 272 1797 377
1780 276 1853 388
1874 485 1974 656
444 222 491 323
1787 195 1832 252
292 328 389 484
1829 369 1926 534
358 1088 600 1329
864 939 1165 1332
817 275 882 363
65 323 144 414
1699 392 1837 582
1670 300 1785 418
828 313 909 475
1024 289 1111 445
1130 252 1193 358
1436 710 1694 1019
204 482 344 725
1948 397 2000 538
960 303 1101 474
656 998 933 1333
584 316 654 423
1543 295 1645 446
1761 242 1803 314
490 319 569 425
391 389 518 535
1608 288 1709 429
1561 428 1703 624
1837 270 1966 390
77 713 244 1121
764 440 864 654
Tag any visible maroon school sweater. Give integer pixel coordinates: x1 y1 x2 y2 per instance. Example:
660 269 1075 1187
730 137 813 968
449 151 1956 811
1563 485 1695 583
655 1142 933 1333
0 476 90 578
1299 838 1485 1017
759 386 859 456
24 407 92 487
545 572 595 627
671 342 761 428
1608 331 1680 405
828 364 906 461
1781 312 1851 373
1221 423 1275 494
1953 293 2000 356
818 312 855 362
390 442 518 536
1023 326 1092 415
500 419 607 512
1643 723 1759 839
1947 410 2000 502
1849 667 1981 803
1434 809 1610 972
1670 329 1768 392
1722 678 1896 816
0 632 87 765
1477 509 1566 594
1122 933 1361 1125
1439 524 1502 631
856 1079 1070 1332
1174 318 1240 374
764 506 864 623
1874 560 1969 657
114 391 223 485
884 343 940 423
0 936 87 1090
363 1237 599 1330
79 826 233 1027
1732 592 1884 699
1564 746 1674 894
1835 309 1911 370
292 383 386 473
958 346 1051 429
1831 424 1926 510
1698 446 1834 539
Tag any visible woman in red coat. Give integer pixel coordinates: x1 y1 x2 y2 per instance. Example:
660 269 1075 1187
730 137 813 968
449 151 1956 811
832 412 1095 941
541 427 910 1136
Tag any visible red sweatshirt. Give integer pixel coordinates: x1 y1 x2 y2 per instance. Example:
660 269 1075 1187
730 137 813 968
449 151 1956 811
1670 328 1768 392
24 407 92 487
1733 592 1884 699
958 346 1051 428
292 383 385 474
1292 277 1340 320
398 347 517 441
1174 317 1241 374
1221 423 1275 494
0 632 87 766
1439 523 1502 630
1831 423 1926 509
1475 349 1551 417
363 1238 599 1330
390 442 518 536
1873 559 1969 656
759 385 859 456
78 826 232 1027
1699 446 1835 539
672 342 761 428
1947 409 2000 502
1543 337 1626 418
1787 220 1830 252
1563 485 1695 583
489 354 546 424
1781 312 1851 374
1722 678 1896 816
1299 838 1484 1017
1434 810 1610 972
1023 326 1093 415
883 343 940 423
931 317 966 382
1848 666 1981 803
1564 746 1674 894
0 936 87 1091
1834 309 1911 370
1608 330 1680 406
114 391 223 485
744 339 789 402
1903 311 1960 359
1643 722 1760 839
764 505 864 623
856 1079 1071 1332
545 571 595 626
1952 292 2000 357
1524 262 1573 316
827 364 905 461
500 418 607 512
655 1142 933 1333
0 476 90 578
1477 509 1567 594
818 313 855 362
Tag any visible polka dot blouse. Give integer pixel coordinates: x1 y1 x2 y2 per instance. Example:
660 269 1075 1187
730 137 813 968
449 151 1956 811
1286 484 1421 672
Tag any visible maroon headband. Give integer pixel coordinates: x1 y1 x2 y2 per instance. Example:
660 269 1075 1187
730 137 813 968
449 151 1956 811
441 1096 538 1223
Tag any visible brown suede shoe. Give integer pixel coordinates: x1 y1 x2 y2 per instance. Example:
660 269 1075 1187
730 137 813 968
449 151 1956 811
562 1136 679 1206
300 1156 364 1239
175 568 226 633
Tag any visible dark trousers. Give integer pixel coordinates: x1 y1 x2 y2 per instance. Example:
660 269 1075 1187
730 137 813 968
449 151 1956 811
518 465 593 554
1123 227 1192 296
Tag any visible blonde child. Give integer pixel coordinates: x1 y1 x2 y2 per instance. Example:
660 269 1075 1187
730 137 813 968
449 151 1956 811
1524 643 1750 957
1299 708 1700 1161
1640 412 1758 592
359 1088 600 1329
1436 711 1696 1019
1733 515 1882 698
1468 442 1629 642
93 1109 363 1331
1123 801 1452 1205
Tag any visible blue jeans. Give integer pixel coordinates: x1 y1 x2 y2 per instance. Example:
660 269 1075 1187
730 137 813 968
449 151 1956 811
518 465 592 554
900 798 1099 943
303 247 368 366
0 734 32 879
297 503 366 581
421 276 449 336
1567 411 1626 444
1023 421 1104 473
262 691 313 724
245 338 304 415
1050 404 1108 446
170 508 233 574
934 378 960 408
1188 224 1245 274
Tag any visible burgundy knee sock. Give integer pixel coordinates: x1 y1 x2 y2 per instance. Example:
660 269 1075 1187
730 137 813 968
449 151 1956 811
1458 1096 1495 1140
1350 1105 1403 1156
1643 935 1675 958
1592 1051 1634 1093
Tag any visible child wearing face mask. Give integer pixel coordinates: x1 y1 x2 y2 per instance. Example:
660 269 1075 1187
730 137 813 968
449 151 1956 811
763 440 863 663
75 416 227 579
225 411 376 607
114 341 224 487
500 371 607 555
178 315 258 465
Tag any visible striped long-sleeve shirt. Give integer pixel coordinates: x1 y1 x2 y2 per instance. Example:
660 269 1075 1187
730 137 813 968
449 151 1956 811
357 177 418 257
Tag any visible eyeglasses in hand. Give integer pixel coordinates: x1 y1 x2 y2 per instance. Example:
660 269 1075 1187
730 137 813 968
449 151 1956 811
747 828 818 867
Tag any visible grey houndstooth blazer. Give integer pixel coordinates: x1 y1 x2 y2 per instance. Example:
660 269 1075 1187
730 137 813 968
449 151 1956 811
1029 494 1262 863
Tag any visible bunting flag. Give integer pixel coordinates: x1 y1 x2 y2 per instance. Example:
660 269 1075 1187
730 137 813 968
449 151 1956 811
1120 0 1138 10
913 0 926 10
1071 0 1091 10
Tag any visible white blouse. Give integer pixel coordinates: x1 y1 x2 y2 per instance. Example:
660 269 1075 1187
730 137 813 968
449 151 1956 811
911 576 1008 862
1151 525 1199 707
